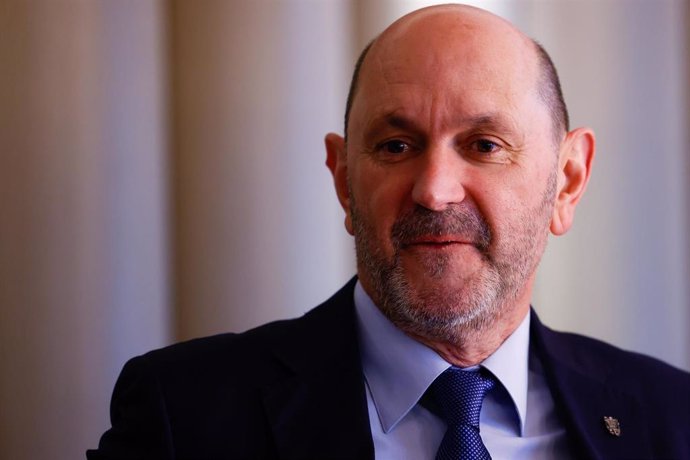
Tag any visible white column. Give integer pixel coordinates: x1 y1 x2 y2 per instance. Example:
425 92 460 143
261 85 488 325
0 1 171 459
170 0 354 340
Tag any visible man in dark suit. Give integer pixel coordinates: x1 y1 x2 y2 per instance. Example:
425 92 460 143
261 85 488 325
88 4 690 459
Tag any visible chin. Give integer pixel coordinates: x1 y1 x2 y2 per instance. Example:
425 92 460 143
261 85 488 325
380 265 505 342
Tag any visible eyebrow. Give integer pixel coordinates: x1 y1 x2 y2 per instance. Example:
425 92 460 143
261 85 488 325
363 111 520 140
466 114 520 135
360 113 419 142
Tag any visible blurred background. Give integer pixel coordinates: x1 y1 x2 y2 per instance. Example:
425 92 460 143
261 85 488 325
0 0 688 458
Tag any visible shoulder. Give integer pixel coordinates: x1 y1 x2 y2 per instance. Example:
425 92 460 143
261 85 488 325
532 317 690 457
128 278 358 386
542 323 688 379
535 318 690 407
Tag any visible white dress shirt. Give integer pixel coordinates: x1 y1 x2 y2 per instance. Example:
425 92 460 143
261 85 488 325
353 281 572 459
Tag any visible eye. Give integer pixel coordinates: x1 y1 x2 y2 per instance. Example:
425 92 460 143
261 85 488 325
472 139 502 154
380 139 410 155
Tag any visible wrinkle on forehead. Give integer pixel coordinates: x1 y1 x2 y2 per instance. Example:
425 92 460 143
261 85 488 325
349 5 543 141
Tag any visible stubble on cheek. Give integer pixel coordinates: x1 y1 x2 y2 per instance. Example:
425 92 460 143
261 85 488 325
348 163 557 343
350 189 500 336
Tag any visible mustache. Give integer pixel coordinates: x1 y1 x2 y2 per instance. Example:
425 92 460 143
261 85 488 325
391 205 492 253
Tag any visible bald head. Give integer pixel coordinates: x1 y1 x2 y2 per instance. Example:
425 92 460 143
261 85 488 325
344 5 569 143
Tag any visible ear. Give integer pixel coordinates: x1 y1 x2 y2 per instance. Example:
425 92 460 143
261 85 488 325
325 133 354 235
550 127 595 236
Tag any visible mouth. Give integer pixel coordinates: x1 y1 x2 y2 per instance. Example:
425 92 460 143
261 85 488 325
402 236 474 249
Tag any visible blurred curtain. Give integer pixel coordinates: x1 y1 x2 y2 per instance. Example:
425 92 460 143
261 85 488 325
0 1 687 459
1 1 170 459
169 0 354 341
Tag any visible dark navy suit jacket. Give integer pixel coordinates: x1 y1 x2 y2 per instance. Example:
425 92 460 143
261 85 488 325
88 278 690 459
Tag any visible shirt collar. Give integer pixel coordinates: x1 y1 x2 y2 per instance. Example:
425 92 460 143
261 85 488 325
354 280 530 435
482 306 530 435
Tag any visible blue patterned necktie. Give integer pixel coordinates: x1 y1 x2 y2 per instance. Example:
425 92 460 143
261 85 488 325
429 367 495 460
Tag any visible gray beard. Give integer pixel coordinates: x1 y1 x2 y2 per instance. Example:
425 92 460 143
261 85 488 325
350 169 556 344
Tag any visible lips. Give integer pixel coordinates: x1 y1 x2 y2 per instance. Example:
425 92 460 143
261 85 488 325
402 236 474 248
390 204 492 253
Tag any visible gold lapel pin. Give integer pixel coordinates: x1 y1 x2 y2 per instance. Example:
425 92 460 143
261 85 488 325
603 416 621 436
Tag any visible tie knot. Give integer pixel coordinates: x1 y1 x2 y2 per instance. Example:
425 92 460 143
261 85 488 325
430 367 495 428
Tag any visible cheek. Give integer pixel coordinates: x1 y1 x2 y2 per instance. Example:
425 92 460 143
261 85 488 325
469 170 544 238
351 165 412 243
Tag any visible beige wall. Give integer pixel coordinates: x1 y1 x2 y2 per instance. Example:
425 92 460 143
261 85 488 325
0 1 687 459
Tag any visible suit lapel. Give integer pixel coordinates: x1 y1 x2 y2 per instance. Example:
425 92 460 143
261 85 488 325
258 289 659 459
261 279 374 459
530 311 653 459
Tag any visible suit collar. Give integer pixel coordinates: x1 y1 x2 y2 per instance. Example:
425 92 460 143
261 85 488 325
530 310 653 459
256 284 656 459
260 278 374 459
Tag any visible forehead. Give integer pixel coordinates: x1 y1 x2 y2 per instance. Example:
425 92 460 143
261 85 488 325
350 9 543 133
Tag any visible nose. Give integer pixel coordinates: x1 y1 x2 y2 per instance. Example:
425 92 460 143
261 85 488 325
411 146 466 211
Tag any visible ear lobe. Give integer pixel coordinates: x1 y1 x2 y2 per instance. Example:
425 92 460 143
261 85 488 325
550 127 595 236
325 133 354 235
